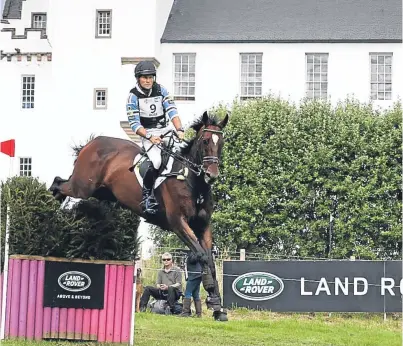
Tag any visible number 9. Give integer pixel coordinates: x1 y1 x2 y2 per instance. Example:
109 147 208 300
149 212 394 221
150 104 156 113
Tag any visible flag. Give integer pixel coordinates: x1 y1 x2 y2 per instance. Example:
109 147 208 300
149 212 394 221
0 139 15 157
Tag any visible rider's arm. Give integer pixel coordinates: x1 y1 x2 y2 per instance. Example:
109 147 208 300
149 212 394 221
126 93 145 137
160 85 183 132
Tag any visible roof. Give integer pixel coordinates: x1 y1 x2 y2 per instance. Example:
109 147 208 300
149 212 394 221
161 0 402 43
2 0 23 19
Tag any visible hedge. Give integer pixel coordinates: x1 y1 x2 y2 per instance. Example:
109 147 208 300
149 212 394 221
0 176 141 270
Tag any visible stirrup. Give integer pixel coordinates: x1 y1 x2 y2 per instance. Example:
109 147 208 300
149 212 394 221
141 196 158 214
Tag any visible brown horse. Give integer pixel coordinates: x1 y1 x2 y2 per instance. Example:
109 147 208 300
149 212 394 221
49 111 229 321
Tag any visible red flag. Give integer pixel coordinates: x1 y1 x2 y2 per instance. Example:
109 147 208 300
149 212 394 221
0 139 15 157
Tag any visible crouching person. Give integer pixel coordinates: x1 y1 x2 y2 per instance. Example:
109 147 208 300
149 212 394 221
139 252 183 314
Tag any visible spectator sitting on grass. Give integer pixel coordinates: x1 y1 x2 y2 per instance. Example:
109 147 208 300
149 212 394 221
139 252 183 314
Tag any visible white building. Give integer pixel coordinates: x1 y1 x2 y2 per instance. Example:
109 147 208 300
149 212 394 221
0 0 401 258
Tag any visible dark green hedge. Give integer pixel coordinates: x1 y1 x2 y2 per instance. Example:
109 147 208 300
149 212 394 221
211 97 402 259
1 176 141 270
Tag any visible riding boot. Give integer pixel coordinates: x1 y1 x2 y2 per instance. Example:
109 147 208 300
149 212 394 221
194 299 202 317
179 298 192 317
141 164 158 214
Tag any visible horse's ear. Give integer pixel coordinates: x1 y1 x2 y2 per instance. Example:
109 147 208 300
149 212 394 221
202 110 209 125
218 113 229 129
192 110 210 132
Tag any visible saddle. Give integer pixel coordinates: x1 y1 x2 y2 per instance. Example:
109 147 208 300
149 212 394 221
129 140 189 190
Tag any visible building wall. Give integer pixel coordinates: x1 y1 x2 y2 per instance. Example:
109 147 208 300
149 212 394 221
0 0 52 182
0 0 402 186
0 0 173 185
157 42 403 122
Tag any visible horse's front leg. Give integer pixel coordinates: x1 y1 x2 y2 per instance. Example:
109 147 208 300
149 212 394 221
199 225 228 322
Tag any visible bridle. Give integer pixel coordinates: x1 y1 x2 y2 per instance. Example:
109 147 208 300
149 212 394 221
147 127 224 177
199 128 224 167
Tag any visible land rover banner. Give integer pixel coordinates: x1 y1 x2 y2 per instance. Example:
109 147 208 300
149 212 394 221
223 260 402 312
44 261 105 309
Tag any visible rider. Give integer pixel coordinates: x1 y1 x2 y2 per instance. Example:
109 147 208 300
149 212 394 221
126 60 185 215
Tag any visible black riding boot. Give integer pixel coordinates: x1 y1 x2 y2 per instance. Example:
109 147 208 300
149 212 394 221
141 164 158 214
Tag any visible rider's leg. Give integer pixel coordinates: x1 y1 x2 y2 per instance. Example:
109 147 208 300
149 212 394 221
141 139 162 213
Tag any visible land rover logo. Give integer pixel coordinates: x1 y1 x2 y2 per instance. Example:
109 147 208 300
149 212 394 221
58 271 91 292
232 272 284 301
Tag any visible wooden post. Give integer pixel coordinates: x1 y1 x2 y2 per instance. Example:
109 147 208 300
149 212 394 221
240 249 245 261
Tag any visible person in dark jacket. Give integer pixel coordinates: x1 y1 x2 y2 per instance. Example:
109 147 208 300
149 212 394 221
180 251 203 317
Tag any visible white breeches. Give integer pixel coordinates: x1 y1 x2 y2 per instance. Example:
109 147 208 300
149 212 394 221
141 127 172 170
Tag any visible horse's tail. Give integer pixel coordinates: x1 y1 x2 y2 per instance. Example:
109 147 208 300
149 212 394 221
71 133 97 164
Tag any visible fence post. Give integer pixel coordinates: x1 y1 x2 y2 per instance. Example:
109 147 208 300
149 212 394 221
240 249 245 261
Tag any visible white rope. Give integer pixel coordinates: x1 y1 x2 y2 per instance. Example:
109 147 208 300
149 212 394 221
139 266 401 289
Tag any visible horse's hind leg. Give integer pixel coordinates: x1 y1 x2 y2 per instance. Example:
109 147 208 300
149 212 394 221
49 175 95 202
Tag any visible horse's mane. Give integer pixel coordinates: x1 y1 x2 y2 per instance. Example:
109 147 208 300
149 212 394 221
179 112 221 156
71 133 97 163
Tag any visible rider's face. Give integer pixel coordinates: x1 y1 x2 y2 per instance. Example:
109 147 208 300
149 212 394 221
139 75 154 89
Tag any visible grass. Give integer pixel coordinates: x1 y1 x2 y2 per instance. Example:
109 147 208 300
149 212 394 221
1 310 401 346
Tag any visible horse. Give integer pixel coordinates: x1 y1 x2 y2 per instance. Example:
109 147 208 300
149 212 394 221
49 110 230 321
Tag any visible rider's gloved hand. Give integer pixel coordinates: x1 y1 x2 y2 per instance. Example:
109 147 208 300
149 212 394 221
150 136 162 145
177 130 185 141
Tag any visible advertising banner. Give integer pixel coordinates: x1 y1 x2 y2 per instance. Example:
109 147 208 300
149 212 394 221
223 260 402 312
43 261 105 309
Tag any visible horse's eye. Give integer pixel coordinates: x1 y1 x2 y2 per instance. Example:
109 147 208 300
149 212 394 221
203 139 209 145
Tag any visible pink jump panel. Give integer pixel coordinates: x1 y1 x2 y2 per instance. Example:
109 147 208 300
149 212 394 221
2 257 134 344
42 307 52 338
5 258 14 337
113 265 125 343
50 308 60 338
34 260 45 340
58 308 68 338
97 264 109 342
18 260 29 338
74 309 83 340
89 309 99 341
121 265 135 343
106 265 117 342
66 308 75 339
0 273 3 329
82 309 91 340
26 260 38 340
9 259 21 338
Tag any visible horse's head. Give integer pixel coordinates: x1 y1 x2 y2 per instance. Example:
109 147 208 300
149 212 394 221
191 110 229 184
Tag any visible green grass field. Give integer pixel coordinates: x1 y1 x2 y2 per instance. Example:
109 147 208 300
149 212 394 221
2 310 401 346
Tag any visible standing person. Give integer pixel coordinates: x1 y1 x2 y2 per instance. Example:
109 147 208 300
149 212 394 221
126 60 185 215
180 251 203 317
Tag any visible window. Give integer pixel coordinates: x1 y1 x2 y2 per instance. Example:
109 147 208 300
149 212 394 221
173 53 196 101
240 53 263 100
21 75 35 109
94 88 108 109
370 53 392 100
19 157 32 177
32 13 47 31
305 53 328 99
96 10 112 38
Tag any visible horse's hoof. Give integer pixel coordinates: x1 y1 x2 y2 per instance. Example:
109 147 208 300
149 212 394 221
213 309 228 322
205 296 221 309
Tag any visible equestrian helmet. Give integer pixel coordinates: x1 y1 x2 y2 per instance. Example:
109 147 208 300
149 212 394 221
134 61 157 78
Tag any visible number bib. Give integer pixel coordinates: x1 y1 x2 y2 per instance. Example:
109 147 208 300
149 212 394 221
138 96 164 118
